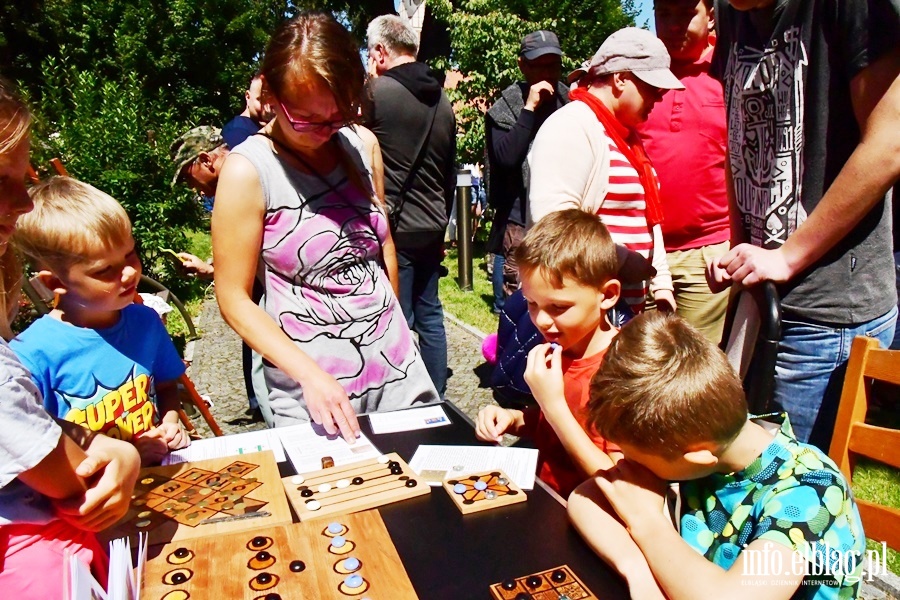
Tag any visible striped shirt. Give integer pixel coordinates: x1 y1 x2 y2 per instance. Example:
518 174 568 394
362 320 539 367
598 131 654 312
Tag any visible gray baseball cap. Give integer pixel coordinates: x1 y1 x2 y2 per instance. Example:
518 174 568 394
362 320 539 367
568 27 684 90
520 30 562 60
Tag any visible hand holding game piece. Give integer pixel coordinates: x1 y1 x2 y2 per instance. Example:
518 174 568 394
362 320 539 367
133 428 171 466
157 421 191 450
594 460 667 532
301 368 361 444
53 434 141 532
475 405 523 443
524 343 565 413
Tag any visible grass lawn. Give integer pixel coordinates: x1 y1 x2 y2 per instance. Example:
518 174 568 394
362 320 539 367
439 242 499 336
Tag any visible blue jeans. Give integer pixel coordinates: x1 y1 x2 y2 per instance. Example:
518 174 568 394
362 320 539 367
397 247 448 397
773 306 897 450
492 253 506 313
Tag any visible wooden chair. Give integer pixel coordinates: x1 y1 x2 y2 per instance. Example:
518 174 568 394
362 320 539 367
828 335 900 550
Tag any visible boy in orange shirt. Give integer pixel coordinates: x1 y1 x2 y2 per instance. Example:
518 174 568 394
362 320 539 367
476 209 622 497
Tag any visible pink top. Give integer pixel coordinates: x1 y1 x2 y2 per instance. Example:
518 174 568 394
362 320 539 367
637 43 729 252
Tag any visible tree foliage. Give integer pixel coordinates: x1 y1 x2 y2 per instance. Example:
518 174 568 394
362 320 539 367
31 58 206 295
429 0 638 163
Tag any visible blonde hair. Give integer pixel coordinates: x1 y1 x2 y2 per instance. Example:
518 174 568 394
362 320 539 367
0 77 32 339
515 209 618 289
14 177 132 274
587 311 748 457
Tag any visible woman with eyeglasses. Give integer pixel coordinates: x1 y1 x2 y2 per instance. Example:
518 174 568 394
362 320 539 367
212 12 439 441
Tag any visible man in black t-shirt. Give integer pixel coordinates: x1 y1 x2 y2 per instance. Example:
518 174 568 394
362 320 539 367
709 0 900 449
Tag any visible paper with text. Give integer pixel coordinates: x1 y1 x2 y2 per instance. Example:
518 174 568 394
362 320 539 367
368 405 451 434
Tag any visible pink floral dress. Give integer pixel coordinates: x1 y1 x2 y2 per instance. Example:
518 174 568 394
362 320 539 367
232 132 439 425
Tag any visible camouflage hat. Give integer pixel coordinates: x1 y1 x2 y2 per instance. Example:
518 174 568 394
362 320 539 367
169 126 225 187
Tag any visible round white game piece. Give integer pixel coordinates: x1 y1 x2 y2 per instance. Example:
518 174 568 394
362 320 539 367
327 522 344 534
336 479 350 489
331 535 347 548
497 477 509 486
318 483 332 493
452 465 464 471
376 454 390 464
485 490 497 500
474 481 488 491
306 499 321 511
291 475 305 485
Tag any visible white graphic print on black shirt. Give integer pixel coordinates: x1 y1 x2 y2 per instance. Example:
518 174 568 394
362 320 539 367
724 27 807 250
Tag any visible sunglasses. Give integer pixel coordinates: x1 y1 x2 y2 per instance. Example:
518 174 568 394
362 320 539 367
277 98 346 133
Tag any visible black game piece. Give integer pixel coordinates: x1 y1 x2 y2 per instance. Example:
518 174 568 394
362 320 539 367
251 536 268 548
265 594 281 600
172 572 188 584
300 489 314 498
352 477 364 485
290 560 306 572
551 569 566 583
501 579 517 590
515 593 532 600
174 547 190 558
256 551 271 561
255 572 273 585
405 479 417 488
525 575 543 589
390 466 403 475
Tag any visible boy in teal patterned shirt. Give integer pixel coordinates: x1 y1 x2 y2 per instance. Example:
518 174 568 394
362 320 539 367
568 311 865 600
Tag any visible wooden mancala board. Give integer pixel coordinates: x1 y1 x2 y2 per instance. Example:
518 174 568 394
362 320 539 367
142 509 419 599
282 452 429 521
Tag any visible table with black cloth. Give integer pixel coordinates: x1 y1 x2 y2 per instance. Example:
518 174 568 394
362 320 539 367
279 401 628 600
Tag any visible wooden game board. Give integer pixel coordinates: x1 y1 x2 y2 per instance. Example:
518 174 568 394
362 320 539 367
489 565 598 600
103 451 292 546
142 509 419 599
282 452 429 521
443 469 526 514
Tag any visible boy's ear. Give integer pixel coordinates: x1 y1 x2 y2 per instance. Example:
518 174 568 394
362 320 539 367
36 270 67 296
682 447 719 470
598 278 621 310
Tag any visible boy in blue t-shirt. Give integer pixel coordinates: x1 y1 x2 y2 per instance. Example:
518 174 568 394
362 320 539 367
12 176 189 465
568 311 866 600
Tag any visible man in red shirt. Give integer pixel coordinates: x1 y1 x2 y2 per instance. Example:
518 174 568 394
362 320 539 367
637 0 730 343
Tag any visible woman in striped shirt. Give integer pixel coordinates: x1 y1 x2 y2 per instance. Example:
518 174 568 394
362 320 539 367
528 27 685 314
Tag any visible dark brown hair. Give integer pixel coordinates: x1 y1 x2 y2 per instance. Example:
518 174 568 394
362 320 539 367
515 209 618 289
587 311 748 456
261 12 366 123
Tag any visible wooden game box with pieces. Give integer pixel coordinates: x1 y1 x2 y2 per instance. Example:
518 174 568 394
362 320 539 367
490 565 598 600
102 450 292 546
282 452 430 521
142 509 419 599
442 469 526 514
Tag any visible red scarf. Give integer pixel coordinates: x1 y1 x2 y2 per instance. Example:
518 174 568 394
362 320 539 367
569 86 664 227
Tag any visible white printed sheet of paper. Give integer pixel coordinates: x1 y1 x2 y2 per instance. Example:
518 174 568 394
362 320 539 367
368 405 452 434
408 445 539 490
162 428 287 465
276 423 382 474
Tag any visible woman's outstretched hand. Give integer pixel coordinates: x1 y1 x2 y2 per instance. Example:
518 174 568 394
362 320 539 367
303 368 361 444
